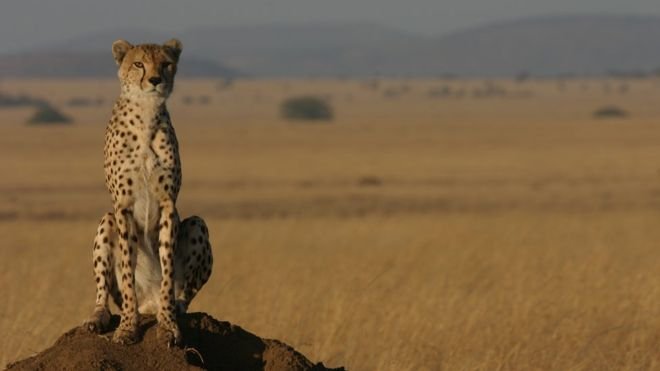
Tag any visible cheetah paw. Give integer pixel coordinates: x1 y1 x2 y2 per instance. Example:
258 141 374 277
112 324 139 345
83 307 111 334
157 322 182 348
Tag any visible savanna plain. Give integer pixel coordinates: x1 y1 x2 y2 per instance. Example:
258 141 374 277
3 78 660 370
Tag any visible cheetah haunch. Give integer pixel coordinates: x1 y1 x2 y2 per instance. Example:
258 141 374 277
83 39 213 347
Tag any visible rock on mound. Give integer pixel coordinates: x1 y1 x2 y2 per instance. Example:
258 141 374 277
7 312 344 371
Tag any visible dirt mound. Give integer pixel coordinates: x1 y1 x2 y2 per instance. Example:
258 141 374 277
7 313 344 371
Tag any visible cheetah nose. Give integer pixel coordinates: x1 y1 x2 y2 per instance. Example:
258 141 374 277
148 77 162 86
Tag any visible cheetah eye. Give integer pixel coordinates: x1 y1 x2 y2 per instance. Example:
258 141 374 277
133 62 144 68
162 62 172 69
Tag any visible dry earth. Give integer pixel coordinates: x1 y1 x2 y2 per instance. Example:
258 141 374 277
7 313 342 371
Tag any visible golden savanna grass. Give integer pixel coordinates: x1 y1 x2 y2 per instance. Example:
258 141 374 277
3 78 660 369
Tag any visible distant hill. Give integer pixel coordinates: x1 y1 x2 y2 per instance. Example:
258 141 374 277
0 27 241 78
4 15 660 78
179 23 427 77
29 23 422 77
411 14 660 77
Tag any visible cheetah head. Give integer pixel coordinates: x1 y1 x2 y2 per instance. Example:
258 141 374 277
111 39 182 99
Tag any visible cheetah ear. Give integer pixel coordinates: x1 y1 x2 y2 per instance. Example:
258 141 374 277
112 39 133 66
163 38 183 62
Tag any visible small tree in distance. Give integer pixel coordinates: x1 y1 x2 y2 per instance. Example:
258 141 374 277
281 96 333 122
593 105 628 119
28 103 72 125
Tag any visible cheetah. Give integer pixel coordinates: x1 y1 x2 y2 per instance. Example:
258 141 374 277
83 38 213 346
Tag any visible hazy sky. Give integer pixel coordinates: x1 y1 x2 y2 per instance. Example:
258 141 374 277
2 0 660 52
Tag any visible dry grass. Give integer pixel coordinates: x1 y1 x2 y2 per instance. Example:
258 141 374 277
3 78 660 369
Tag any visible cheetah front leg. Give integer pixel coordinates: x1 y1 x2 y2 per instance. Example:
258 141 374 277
83 212 117 333
156 200 182 346
113 207 140 344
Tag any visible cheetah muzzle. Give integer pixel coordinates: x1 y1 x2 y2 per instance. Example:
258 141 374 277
83 39 213 347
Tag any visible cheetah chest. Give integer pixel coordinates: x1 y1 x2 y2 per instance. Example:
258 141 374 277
132 150 161 231
112 123 180 232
